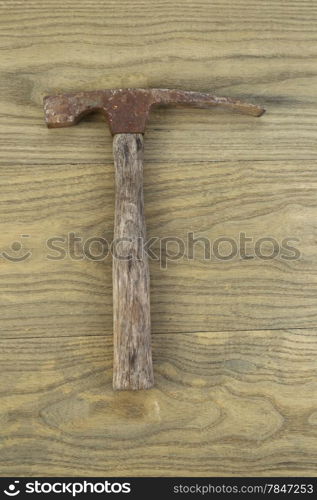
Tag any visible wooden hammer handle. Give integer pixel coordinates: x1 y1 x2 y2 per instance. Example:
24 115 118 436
112 133 154 390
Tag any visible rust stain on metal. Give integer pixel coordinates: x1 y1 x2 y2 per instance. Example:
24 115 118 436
43 88 265 134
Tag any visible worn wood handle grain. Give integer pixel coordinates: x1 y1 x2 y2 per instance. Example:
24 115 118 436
112 133 154 390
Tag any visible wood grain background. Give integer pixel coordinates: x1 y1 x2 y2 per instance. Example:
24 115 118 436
0 0 317 476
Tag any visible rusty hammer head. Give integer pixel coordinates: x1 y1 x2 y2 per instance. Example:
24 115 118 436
43 88 265 134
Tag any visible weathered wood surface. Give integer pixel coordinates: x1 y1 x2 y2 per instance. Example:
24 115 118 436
0 1 317 165
0 0 317 477
1 330 317 476
113 134 153 390
1 160 317 337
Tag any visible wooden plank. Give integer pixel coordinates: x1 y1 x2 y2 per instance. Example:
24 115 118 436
1 330 317 476
2 101 317 164
0 1 317 164
0 160 317 337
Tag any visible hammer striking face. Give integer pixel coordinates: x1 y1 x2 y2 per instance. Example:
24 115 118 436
44 88 265 390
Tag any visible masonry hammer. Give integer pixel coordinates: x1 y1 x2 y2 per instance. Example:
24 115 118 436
43 88 265 391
